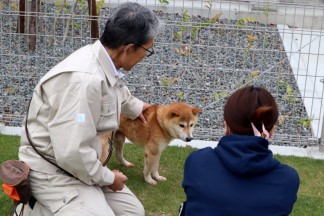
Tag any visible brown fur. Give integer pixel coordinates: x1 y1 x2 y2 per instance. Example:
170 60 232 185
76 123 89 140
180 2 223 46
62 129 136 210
98 131 114 164
99 102 201 185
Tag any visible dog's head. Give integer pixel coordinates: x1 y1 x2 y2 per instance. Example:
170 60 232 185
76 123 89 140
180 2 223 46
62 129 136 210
162 103 202 142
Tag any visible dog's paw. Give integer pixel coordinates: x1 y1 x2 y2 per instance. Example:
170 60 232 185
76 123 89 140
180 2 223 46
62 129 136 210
121 161 135 167
125 162 135 167
145 176 157 185
153 175 167 182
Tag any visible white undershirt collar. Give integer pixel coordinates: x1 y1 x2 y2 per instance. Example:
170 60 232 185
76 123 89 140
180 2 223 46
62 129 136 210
101 43 120 77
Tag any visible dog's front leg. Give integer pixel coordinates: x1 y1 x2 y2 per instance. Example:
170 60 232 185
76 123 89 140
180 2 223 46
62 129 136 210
143 146 159 185
151 151 166 182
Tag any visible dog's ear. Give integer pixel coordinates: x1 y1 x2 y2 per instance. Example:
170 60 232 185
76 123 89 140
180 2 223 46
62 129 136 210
192 108 202 115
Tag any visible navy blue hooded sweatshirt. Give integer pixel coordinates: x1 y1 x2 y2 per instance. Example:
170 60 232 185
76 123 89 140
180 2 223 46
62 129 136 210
182 135 299 216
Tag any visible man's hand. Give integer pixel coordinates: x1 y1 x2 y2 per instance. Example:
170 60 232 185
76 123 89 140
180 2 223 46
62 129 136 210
108 170 128 192
138 102 151 124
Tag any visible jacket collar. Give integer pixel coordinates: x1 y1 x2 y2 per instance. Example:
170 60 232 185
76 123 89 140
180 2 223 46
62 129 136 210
215 135 278 176
92 40 124 87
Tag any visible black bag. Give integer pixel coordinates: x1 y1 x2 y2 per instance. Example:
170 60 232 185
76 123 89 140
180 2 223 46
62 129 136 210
178 201 187 216
0 160 31 204
0 160 31 215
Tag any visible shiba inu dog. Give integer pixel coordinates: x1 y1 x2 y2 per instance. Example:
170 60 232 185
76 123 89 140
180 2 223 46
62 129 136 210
109 102 202 185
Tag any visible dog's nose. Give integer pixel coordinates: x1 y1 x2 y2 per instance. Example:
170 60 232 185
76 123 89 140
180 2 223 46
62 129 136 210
185 137 193 142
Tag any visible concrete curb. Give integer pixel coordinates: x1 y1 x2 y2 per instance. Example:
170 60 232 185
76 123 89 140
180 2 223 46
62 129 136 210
1 124 323 160
169 139 324 160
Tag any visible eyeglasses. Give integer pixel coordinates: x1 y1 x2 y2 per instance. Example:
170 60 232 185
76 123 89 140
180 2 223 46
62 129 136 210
139 45 155 57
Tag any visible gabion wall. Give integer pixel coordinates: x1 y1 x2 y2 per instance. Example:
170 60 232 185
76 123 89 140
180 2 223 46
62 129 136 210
1 0 324 147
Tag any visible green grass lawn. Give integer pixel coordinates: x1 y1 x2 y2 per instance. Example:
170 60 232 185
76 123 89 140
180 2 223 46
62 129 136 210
1 134 324 215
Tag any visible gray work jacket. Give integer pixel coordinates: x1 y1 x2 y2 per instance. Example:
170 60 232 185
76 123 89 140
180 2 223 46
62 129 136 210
19 40 143 186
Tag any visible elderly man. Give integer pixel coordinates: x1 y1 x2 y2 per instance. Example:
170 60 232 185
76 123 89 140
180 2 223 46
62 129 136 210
19 2 162 215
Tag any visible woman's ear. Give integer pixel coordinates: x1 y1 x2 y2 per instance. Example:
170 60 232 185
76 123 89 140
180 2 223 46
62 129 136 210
224 121 231 135
269 126 275 138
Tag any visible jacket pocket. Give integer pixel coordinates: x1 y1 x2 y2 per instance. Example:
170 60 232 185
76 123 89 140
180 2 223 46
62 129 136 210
49 187 79 213
97 101 118 130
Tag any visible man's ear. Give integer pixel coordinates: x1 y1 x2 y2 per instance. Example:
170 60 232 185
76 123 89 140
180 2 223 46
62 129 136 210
124 44 136 54
224 121 231 135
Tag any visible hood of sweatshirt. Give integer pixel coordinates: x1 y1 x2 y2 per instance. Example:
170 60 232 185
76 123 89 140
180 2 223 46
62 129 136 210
215 134 280 176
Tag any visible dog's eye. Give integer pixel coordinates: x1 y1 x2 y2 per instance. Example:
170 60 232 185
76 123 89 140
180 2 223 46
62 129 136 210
179 124 185 128
190 124 194 127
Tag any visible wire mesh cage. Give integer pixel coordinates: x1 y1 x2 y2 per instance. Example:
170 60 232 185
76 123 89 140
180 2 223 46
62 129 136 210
1 0 324 147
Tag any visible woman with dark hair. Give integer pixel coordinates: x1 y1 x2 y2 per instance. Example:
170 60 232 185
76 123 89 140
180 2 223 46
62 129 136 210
181 86 299 216
19 2 161 215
